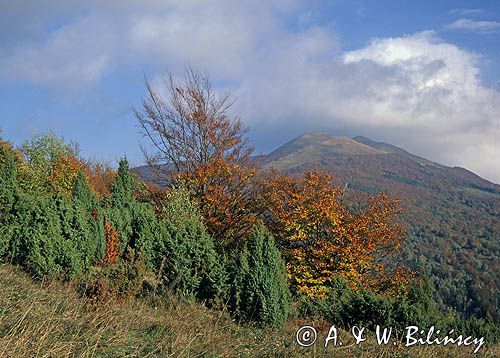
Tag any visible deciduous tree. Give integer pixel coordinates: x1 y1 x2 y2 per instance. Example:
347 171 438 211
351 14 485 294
266 170 407 299
134 67 259 245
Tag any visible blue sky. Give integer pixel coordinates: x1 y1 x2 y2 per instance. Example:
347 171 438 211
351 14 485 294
0 0 499 182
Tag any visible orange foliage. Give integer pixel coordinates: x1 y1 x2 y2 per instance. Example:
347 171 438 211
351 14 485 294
47 155 85 196
266 171 407 299
177 157 261 244
373 266 420 297
104 221 120 265
137 182 170 213
134 67 260 244
84 160 116 199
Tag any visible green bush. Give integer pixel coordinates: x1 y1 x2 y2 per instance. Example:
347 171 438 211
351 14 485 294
0 141 104 277
299 278 499 343
300 278 437 330
72 170 99 211
229 225 290 328
9 193 82 278
127 202 158 266
105 158 157 256
0 144 18 258
3 173 102 278
72 170 106 262
111 158 133 207
152 188 225 301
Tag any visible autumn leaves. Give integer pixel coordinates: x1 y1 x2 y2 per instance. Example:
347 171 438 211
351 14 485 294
134 67 412 300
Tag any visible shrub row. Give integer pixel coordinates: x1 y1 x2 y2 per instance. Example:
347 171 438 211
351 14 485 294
0 141 291 327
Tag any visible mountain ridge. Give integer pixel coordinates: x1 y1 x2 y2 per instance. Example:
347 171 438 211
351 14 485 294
132 131 500 320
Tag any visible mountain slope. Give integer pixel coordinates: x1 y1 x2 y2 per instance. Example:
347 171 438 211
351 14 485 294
132 132 500 320
262 132 500 320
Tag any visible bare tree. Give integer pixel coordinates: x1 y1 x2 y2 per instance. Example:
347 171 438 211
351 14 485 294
134 66 253 180
134 66 260 245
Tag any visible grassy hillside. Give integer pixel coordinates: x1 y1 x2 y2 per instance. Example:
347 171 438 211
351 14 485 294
1 264 497 357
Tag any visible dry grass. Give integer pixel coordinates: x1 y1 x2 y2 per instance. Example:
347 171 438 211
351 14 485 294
0 264 497 357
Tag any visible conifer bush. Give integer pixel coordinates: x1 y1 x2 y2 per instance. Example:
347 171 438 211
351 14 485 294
153 188 224 300
10 193 83 278
1 148 102 277
0 144 18 258
72 170 106 263
229 225 290 328
104 158 158 262
129 203 158 266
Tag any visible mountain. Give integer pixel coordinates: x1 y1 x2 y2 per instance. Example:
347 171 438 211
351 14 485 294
262 132 500 320
132 131 500 320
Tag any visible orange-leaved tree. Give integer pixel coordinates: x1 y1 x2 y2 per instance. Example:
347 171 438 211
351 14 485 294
103 221 120 265
134 67 261 246
84 159 116 199
265 170 407 300
47 155 86 196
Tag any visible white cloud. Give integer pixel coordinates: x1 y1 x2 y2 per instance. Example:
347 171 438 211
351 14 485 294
0 1 301 86
235 31 500 182
446 18 500 34
1 14 116 86
0 2 499 182
449 8 483 17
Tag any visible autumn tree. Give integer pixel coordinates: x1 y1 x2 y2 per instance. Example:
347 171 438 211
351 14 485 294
83 159 116 199
134 67 260 245
265 170 407 300
47 155 86 196
19 131 82 195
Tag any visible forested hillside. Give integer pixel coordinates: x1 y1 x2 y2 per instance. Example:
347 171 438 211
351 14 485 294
259 132 500 321
134 131 500 321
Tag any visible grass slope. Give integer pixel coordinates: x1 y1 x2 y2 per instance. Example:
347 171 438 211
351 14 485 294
1 264 497 357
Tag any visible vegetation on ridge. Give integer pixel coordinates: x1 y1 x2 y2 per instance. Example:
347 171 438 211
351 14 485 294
0 68 498 355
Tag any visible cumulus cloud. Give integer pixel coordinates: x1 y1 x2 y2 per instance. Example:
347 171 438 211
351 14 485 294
446 18 500 34
0 0 300 86
235 31 500 182
0 2 499 182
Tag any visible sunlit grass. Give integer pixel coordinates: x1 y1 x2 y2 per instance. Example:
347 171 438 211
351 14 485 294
0 264 497 357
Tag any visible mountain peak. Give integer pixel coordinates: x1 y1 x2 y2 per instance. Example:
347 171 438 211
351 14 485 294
265 132 386 170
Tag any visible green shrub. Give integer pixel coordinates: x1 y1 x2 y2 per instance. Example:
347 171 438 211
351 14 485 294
129 203 158 265
392 279 439 329
1 143 104 277
56 192 105 272
72 170 106 262
9 193 80 278
300 278 436 330
111 158 133 207
299 278 499 344
229 225 290 328
7 190 102 278
152 188 224 301
72 169 99 211
0 144 18 258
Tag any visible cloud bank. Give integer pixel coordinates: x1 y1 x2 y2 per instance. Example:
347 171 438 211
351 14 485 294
0 1 499 182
